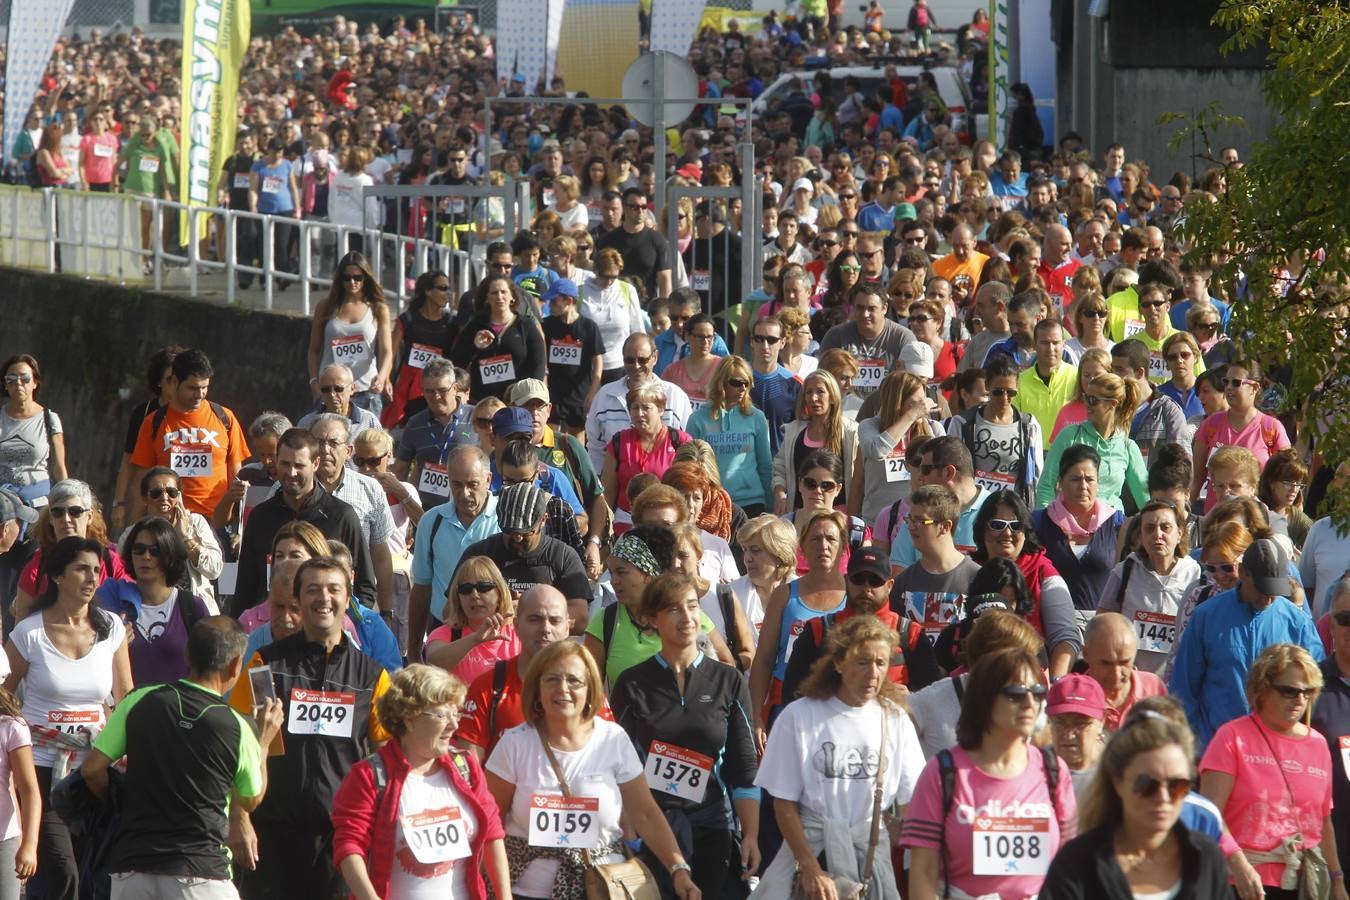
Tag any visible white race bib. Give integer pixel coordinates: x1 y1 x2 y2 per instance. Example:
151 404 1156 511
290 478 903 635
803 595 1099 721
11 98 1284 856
137 155 160 174
407 343 441 370
645 741 712 803
974 469 1016 496
971 816 1050 876
527 794 600 848
855 358 885 390
418 463 450 498
262 175 284 194
401 807 471 863
479 355 515 385
548 338 582 367
542 189 556 208
331 335 370 365
884 450 910 483
1132 609 1176 654
692 270 711 292
233 174 250 189
287 688 355 737
1123 318 1146 338
450 197 466 216
1340 736 1350 781
689 397 708 415
48 708 101 736
92 143 114 159
1147 352 1168 382
169 444 214 478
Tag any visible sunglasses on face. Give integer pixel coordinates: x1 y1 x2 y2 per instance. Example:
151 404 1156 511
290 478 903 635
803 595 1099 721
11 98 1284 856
801 476 838 492
1081 309 1108 319
725 378 749 389
908 315 932 324
987 518 1025 533
1272 684 1317 700
473 417 494 427
1279 480 1307 492
354 453 387 467
1203 562 1237 576
50 506 88 520
1140 300 1168 309
752 334 781 345
1332 611 1350 628
1195 321 1220 331
999 683 1048 703
839 264 861 274
456 581 495 595
1131 774 1192 804
3 374 33 386
130 543 162 557
1224 377 1257 388
848 573 886 588
623 355 652 365
147 487 180 500
1084 395 1117 408
989 388 1018 399
1165 351 1194 362
343 273 364 283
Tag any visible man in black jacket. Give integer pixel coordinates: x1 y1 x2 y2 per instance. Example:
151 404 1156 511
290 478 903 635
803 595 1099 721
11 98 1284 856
232 428 375 614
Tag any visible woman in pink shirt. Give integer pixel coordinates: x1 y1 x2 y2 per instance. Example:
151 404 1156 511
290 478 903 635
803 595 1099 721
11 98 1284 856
1191 360 1291 513
1200 644 1345 900
601 384 691 513
423 556 520 685
78 112 119 191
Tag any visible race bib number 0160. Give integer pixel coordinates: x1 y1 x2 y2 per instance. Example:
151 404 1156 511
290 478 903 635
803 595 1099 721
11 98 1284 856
971 817 1050 876
645 741 712 802
402 807 471 864
287 688 355 738
528 795 600 848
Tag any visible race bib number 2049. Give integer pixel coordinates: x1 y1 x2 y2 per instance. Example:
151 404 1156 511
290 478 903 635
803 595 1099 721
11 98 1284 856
287 688 355 738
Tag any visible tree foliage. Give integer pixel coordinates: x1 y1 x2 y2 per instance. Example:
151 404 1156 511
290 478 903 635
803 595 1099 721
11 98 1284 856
1169 0 1350 523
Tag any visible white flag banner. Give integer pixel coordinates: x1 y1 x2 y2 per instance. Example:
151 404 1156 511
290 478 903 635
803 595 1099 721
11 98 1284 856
496 0 550 91
544 0 567 86
650 0 708 56
2 0 79 166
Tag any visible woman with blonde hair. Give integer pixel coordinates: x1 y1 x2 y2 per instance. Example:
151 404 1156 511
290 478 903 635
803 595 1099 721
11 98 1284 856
817 349 864 420
773 370 858 515
1163 521 1252 681
545 234 592 289
485 641 700 900
727 515 797 642
547 174 587 230
852 370 939 523
776 307 817 380
333 664 511 900
687 357 773 516
1050 348 1112 441
886 268 927 322
669 524 756 672
1038 372 1147 512
423 556 520 685
601 385 692 514
581 248 646 382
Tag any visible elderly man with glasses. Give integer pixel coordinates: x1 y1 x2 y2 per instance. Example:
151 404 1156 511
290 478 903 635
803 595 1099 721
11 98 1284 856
297 364 380 432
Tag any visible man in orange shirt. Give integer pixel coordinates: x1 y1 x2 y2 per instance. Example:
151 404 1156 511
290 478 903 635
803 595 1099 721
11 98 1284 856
129 349 249 519
931 223 989 309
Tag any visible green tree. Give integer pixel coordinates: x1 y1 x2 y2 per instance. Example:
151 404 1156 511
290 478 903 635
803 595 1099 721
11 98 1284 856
1170 0 1350 522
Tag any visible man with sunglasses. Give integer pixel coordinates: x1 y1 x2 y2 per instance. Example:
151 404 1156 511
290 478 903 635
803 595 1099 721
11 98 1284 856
781 547 939 709
747 317 802 456
1171 538 1324 752
296 365 379 433
888 484 983 640
595 187 672 301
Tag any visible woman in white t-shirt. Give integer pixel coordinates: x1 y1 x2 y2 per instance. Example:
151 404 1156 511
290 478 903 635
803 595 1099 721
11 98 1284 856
752 615 926 899
581 249 646 382
3 536 130 900
485 641 700 900
727 515 798 647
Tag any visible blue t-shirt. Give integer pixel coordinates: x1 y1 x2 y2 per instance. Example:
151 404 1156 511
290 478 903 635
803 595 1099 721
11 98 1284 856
1170 295 1232 332
751 365 801 456
856 202 896 233
251 159 295 214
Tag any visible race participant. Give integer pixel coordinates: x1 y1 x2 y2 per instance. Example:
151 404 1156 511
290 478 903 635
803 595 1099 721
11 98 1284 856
600 384 692 515
982 292 1046 370
97 516 213 685
1065 293 1114 360
1097 501 1200 675
1033 446 1126 626
594 187 673 301
1167 522 1252 679
494 437 584 557
686 357 774 518
668 525 754 671
1110 339 1189 462
210 410 290 533
958 283 1013 374
890 437 994 569
753 616 926 899
295 365 380 433
1041 713 1228 896
584 333 693 473
113 346 181 532
392 360 474 511
853 372 939 523
0 354 66 504
888 484 982 642
233 429 374 614
774 371 858 515
81 618 285 900
580 251 646 384
747 316 802 455
1015 321 1078 448
247 138 300 287
125 466 222 608
229 558 392 900
628 483 740 585
783 546 939 703
611 572 760 897
1312 581 1350 868
1191 359 1291 514
306 415 397 618
14 480 129 621
540 279 604 435
1158 331 1207 423
484 641 699 900
331 664 511 900
1037 373 1148 512
450 274 546 403
749 509 849 747
1200 644 1344 900
4 537 131 900
951 354 1042 502
423 556 520 684
662 314 725 410
384 272 457 429
902 646 1077 899
307 252 393 417
654 289 730 376
129 349 250 520
1171 539 1324 752
725 515 797 644
352 427 421 650
817 284 916 401
453 483 590 634
1081 613 1167 732
931 224 989 311
1036 224 1081 314
1044 674 1107 801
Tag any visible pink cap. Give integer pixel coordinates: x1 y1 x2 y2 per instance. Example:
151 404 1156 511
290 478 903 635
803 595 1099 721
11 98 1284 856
1046 674 1106 719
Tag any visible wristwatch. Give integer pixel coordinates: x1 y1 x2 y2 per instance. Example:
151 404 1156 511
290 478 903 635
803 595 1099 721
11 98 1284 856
587 535 603 547
669 862 692 878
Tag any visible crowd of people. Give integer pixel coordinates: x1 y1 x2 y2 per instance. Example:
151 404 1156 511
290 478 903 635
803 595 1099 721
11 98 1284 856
0 4 1346 900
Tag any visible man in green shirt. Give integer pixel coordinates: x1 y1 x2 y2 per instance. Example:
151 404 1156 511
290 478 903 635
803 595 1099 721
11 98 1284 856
119 113 177 255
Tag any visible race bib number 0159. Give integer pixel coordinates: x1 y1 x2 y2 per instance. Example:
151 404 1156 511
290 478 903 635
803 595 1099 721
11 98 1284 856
527 795 600 848
287 688 355 737
971 817 1050 876
645 741 713 802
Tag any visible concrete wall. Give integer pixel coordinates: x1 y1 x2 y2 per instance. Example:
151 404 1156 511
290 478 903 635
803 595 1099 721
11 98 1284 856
0 268 312 504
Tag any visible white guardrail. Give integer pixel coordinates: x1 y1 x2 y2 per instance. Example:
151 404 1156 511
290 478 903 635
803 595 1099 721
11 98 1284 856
0 184 473 315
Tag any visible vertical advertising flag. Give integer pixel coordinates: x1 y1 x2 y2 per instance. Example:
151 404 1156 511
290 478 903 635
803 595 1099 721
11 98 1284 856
1 0 79 167
987 0 1011 152
180 0 251 244
650 0 708 57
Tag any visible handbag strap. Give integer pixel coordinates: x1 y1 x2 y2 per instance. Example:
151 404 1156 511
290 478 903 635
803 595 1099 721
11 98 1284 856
859 701 889 891
538 727 575 797
1250 714 1304 842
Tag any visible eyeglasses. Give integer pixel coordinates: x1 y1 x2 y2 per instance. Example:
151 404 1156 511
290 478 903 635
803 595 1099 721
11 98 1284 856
342 272 365 283
903 235 926 245
319 385 348 394
801 476 838 493
1223 377 1258 388
1084 395 1118 408
447 156 467 164
908 315 932 324
576 244 593 252
457 580 496 595
1332 611 1350 628
542 673 587 690
688 332 716 342
625 203 647 212
1272 683 1317 700
989 387 1018 399
1140 300 1169 309
838 264 861 274
314 437 348 448
1080 309 1108 319
622 354 653 365
890 290 917 300
1131 774 1192 804
147 487 181 500
1203 562 1238 576
725 378 749 390
354 453 387 467
4 374 33 385
817 238 838 248
1164 351 1194 362
752 334 782 345
420 706 462 723
905 514 938 527
864 249 883 258
848 573 887 587
130 543 162 557
1279 480 1307 492
49 506 88 519
430 282 451 291
999 683 1048 703
840 230 860 237
987 518 1025 533
838 193 857 200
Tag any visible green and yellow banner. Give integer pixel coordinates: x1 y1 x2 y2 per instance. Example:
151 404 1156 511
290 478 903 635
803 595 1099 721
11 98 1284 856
180 0 251 243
